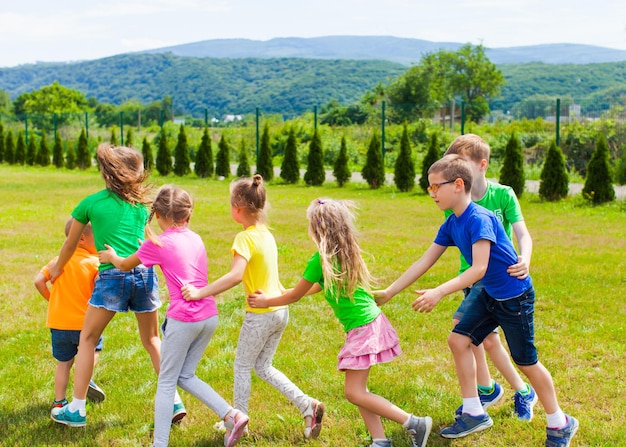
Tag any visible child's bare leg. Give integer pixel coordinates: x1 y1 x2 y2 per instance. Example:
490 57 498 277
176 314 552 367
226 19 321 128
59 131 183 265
448 332 479 398
517 362 559 414
135 310 161 373
471 343 493 388
483 332 526 390
55 360 74 401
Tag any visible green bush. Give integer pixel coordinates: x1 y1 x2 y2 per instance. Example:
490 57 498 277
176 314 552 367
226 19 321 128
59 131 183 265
281 127 300 184
419 132 440 192
256 123 273 181
173 124 191 176
76 128 91 170
194 127 213 178
333 136 351 187
236 139 251 178
14 131 25 165
499 132 525 197
156 128 172 176
539 140 569 201
4 130 14 164
394 124 415 192
304 129 324 186
215 133 231 178
36 131 50 166
362 132 384 189
142 137 154 172
583 133 615 204
65 142 77 170
52 133 64 168
26 135 36 166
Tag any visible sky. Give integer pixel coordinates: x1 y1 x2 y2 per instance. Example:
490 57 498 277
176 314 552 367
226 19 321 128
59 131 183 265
1 0 625 68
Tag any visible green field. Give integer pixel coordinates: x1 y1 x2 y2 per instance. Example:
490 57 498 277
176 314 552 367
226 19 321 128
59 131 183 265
0 165 624 447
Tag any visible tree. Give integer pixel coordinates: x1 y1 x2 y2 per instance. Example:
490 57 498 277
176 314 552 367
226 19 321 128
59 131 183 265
173 124 191 176
539 141 569 201
194 127 213 178
387 64 437 122
582 133 615 204
4 130 15 164
0 122 4 162
53 133 64 168
15 131 26 165
14 81 88 129
126 127 134 148
26 135 36 166
617 146 626 185
304 129 325 186
109 128 119 146
37 131 50 166
361 132 385 189
420 132 440 192
66 142 77 170
142 137 154 172
156 128 172 176
280 127 300 184
394 124 415 192
215 134 231 178
236 139 251 178
256 123 273 180
76 128 91 170
333 136 351 187
499 133 525 197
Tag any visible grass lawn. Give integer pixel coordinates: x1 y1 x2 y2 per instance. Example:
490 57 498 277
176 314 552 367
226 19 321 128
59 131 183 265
0 165 624 447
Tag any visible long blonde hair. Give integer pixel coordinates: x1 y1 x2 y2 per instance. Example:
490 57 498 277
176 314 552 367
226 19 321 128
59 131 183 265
306 198 373 299
97 143 151 205
230 174 268 224
145 185 193 245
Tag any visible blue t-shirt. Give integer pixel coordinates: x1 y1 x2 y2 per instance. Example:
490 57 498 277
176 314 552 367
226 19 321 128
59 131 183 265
434 202 532 300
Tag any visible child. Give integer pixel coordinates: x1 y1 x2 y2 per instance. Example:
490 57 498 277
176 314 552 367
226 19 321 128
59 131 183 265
47 143 185 427
181 174 324 439
375 155 578 445
443 133 537 420
34 218 106 418
247 198 432 447
99 185 248 447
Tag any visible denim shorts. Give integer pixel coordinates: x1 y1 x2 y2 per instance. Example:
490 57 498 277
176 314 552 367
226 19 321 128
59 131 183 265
452 286 538 366
89 266 161 313
453 281 499 334
50 329 104 362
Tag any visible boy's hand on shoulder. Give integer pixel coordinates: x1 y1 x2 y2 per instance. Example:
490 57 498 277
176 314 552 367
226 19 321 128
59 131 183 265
412 289 443 313
372 289 392 307
507 255 529 279
247 289 269 308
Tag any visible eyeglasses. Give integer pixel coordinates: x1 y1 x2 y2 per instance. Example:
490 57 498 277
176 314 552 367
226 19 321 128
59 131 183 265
427 180 455 194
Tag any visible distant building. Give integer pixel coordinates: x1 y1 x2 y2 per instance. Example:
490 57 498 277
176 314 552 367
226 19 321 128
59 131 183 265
223 114 242 123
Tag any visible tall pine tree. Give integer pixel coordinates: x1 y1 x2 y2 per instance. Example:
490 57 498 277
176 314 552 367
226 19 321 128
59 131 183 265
236 139 251 178
333 136 351 187
66 142 77 170
499 133 525 197
304 129 325 186
280 127 300 184
0 122 4 162
126 127 134 148
215 134 231 178
173 124 191 176
420 132 440 192
37 131 50 166
539 140 569 201
394 124 415 192
194 127 213 178
15 131 26 165
582 133 615 204
76 128 90 170
26 135 37 166
256 123 273 180
362 132 385 189
53 133 64 168
110 128 119 146
156 128 172 176
142 137 154 172
4 130 14 164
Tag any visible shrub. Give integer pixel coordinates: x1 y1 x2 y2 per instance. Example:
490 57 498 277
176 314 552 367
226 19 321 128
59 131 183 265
37 131 50 166
156 128 172 176
15 131 25 165
173 124 191 176
499 132 525 197
215 133 231 178
4 129 14 164
236 139 251 178
333 136 351 187
616 145 626 185
281 127 300 184
142 137 154 172
582 133 615 204
419 132 440 192
76 128 91 169
362 132 385 189
394 124 415 192
26 135 36 166
53 133 64 168
194 127 213 178
65 142 77 170
304 129 325 186
0 122 4 162
539 140 569 201
256 123 273 180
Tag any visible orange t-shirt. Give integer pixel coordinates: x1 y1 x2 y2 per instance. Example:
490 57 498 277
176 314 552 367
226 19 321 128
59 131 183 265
40 247 99 330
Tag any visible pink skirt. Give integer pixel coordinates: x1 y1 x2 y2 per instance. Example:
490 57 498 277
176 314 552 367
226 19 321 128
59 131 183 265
337 313 402 371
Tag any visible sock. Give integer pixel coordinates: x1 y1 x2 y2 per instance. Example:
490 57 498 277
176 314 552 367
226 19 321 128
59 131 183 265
477 379 494 394
174 389 183 405
372 439 389 445
516 383 531 395
546 409 567 428
68 397 86 416
402 414 412 428
462 397 485 416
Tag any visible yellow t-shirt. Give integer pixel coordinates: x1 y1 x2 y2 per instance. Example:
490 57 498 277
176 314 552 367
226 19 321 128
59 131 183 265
232 225 286 314
40 247 99 330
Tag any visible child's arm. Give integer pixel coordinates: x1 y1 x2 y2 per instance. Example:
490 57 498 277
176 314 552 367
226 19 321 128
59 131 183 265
412 239 491 313
48 220 86 281
182 254 247 301
34 271 51 300
373 243 447 306
247 277 316 308
507 220 533 279
98 244 141 271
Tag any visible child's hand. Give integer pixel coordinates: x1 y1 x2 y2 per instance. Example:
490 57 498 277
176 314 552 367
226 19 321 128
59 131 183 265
47 260 63 282
98 244 117 264
372 289 392 306
411 289 443 313
507 255 529 279
181 284 201 301
247 290 270 308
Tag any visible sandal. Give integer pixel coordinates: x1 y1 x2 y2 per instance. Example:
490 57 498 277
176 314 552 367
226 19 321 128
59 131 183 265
223 409 249 447
303 400 325 439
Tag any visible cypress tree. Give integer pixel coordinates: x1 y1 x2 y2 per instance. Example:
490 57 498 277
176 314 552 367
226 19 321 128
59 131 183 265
26 135 36 166
53 133 64 168
280 127 300 184
0 122 4 162
4 130 15 164
420 132 440 192
256 123 273 180
215 134 231 178
110 128 119 146
362 132 385 189
173 124 191 176
66 142 77 170
76 128 90 170
617 146 626 185
194 127 213 178
37 131 50 166
142 137 154 172
539 140 569 201
499 132 525 197
394 124 415 192
15 131 26 165
583 133 615 204
304 129 325 186
236 139 251 178
126 127 134 148
333 136 351 187
156 128 172 176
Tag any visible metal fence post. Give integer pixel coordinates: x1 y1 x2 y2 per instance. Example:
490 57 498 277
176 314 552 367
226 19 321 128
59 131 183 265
381 101 386 157
556 98 561 146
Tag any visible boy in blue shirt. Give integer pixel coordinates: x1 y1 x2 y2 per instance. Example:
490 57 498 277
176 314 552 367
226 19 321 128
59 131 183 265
375 155 577 446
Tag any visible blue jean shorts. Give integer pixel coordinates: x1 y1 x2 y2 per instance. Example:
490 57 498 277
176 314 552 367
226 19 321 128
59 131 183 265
90 266 161 313
50 329 104 362
453 281 499 334
452 286 538 366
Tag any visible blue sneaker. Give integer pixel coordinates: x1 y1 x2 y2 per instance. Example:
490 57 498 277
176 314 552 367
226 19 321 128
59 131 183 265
87 380 106 403
514 385 538 421
172 402 187 423
51 405 86 427
406 415 432 447
546 414 579 447
455 381 504 415
50 399 68 418
440 413 493 439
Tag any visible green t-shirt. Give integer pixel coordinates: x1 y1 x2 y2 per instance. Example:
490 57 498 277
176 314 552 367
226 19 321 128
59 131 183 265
72 189 148 271
444 181 524 273
302 252 381 332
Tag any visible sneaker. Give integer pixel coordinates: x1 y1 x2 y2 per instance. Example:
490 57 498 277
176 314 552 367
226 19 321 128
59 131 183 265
50 399 68 418
371 439 393 447
214 420 249 436
223 409 249 447
87 380 106 403
51 405 86 427
514 386 538 421
440 412 493 439
303 399 325 439
546 414 579 447
172 402 187 424
455 381 504 415
406 415 432 447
